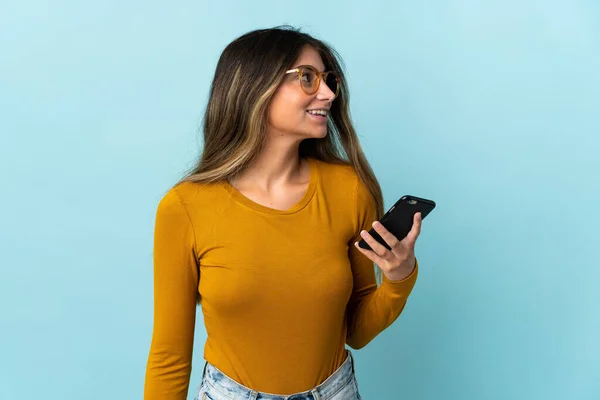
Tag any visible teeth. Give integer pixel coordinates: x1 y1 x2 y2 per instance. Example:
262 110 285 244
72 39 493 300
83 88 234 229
307 110 327 116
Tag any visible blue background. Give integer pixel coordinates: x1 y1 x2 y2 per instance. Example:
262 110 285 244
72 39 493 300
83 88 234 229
1 1 599 399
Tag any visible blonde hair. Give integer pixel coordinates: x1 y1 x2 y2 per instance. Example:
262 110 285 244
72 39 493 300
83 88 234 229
177 26 384 283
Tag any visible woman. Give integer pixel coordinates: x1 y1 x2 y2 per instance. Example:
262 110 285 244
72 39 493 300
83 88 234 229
144 26 421 400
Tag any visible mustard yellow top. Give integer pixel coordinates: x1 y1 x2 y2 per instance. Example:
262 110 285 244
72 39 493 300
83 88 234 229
144 157 418 399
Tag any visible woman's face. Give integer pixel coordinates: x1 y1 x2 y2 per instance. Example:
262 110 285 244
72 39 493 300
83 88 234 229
267 46 337 140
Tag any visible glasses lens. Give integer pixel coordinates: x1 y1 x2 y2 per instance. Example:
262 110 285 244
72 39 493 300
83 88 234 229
324 73 339 95
300 68 318 93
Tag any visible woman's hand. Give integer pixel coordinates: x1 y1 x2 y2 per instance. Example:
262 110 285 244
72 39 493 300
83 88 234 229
354 212 422 281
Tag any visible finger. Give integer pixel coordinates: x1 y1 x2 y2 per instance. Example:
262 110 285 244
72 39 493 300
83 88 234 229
354 241 386 266
371 221 400 249
404 212 422 246
359 229 390 258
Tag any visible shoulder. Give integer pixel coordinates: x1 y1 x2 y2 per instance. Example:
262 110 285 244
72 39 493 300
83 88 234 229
312 158 374 202
156 180 224 216
312 158 374 216
313 158 377 213
174 180 224 204
312 158 360 192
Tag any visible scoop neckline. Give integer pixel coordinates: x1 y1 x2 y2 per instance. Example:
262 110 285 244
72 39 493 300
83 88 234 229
220 157 320 215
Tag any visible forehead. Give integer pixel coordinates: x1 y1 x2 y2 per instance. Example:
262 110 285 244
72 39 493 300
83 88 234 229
292 46 326 71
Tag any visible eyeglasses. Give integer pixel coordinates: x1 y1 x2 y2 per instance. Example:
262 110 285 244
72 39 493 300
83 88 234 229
285 65 340 97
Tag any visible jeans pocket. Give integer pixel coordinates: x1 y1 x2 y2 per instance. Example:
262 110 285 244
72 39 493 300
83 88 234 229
195 382 216 400
328 377 362 400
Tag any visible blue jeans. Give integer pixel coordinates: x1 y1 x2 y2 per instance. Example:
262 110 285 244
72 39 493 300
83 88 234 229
194 349 363 400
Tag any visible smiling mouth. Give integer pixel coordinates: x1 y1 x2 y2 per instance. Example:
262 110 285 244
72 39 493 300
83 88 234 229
306 110 328 117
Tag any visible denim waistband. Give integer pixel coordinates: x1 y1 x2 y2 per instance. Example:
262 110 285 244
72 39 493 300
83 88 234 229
200 349 357 400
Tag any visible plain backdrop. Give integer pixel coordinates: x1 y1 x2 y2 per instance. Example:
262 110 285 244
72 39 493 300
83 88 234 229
1 1 599 399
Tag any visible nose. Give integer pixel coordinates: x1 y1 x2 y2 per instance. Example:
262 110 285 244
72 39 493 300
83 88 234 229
316 77 336 102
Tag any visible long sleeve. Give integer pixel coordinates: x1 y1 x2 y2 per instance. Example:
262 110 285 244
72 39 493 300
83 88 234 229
144 189 200 400
345 177 418 350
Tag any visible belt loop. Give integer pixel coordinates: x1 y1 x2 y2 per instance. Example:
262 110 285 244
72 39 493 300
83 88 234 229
348 349 356 374
311 388 320 400
202 361 208 381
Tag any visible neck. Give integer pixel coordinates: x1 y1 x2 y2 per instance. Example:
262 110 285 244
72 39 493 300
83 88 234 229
231 135 307 191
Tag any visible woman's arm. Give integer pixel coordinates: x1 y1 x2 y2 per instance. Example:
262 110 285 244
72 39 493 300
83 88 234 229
345 178 418 350
144 189 199 400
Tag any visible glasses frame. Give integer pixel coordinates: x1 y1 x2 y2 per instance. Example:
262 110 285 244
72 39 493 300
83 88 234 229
285 65 341 97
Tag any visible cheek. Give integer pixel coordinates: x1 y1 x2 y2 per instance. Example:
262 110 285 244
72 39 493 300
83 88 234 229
268 89 310 128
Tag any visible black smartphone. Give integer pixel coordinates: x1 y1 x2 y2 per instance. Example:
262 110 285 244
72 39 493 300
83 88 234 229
358 195 436 251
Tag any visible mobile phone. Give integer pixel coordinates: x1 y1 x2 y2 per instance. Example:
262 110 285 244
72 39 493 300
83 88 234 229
358 195 436 251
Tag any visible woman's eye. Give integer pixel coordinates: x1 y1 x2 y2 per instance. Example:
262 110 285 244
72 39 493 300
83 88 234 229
302 73 315 83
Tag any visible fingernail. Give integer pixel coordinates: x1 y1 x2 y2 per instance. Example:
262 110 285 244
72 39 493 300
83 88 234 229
372 221 381 228
360 230 368 237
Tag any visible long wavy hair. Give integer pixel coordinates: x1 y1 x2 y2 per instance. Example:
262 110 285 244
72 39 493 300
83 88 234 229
177 25 384 282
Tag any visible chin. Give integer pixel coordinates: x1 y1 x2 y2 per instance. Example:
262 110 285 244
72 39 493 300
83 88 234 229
294 126 328 140
309 128 328 139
